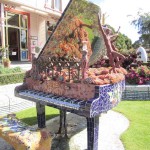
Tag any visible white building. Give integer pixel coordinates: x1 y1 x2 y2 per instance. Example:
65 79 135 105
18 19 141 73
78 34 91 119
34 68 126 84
0 0 69 61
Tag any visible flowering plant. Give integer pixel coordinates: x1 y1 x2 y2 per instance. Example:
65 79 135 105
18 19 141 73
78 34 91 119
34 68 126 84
126 65 150 85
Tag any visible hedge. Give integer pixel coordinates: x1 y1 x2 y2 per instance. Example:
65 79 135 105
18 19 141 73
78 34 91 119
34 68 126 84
0 66 23 74
0 72 25 85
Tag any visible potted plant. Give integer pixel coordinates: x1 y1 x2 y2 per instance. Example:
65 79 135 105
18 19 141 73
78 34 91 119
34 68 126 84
2 57 11 68
0 47 5 63
0 45 11 67
48 24 56 32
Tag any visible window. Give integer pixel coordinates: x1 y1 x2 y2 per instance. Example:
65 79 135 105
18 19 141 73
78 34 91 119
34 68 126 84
45 0 52 8
21 29 27 49
0 28 2 46
0 4 1 17
45 0 62 11
54 0 61 11
7 12 19 27
21 15 27 28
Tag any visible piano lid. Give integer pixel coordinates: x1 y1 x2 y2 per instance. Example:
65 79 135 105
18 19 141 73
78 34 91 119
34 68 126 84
37 0 106 66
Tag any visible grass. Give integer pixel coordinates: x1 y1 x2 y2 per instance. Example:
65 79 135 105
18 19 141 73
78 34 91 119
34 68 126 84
113 101 150 150
16 106 59 126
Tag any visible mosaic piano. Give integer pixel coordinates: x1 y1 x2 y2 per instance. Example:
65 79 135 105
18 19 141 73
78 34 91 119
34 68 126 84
15 0 127 149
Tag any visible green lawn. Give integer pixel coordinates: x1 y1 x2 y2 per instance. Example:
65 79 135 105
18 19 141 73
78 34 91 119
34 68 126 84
113 101 150 150
16 106 59 125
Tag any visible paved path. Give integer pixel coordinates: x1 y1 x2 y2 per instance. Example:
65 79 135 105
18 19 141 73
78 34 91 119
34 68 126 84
0 83 35 116
0 62 34 115
10 61 32 71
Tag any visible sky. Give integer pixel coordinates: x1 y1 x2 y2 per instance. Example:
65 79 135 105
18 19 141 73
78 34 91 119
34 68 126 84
90 0 149 43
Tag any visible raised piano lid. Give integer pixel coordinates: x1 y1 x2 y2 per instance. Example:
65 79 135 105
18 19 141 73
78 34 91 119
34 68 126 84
37 0 106 67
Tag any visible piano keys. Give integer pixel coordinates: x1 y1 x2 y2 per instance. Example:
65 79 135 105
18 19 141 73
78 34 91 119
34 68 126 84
15 80 125 118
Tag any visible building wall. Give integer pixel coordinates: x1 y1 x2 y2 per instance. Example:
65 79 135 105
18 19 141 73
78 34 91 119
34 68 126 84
30 13 38 38
30 13 46 52
35 15 46 50
29 12 57 53
3 0 69 14
0 0 70 61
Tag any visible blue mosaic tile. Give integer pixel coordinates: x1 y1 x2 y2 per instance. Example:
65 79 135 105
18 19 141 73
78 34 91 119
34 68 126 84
90 80 125 117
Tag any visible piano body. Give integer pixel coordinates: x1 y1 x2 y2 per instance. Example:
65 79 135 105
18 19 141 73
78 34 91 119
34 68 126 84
15 0 126 149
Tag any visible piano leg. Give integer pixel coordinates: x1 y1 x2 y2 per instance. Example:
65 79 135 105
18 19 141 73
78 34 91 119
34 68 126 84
63 110 68 138
57 110 68 138
87 116 99 150
36 103 46 128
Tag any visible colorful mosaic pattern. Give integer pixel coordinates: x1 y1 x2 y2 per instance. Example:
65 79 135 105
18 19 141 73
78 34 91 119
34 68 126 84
90 80 125 117
0 116 52 150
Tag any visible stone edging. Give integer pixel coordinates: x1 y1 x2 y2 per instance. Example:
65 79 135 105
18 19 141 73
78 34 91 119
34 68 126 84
122 85 150 100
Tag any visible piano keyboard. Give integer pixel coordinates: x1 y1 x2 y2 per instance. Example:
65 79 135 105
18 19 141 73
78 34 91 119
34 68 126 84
18 90 92 110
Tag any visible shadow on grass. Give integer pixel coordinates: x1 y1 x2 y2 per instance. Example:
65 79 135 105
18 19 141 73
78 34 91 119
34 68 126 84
19 114 59 126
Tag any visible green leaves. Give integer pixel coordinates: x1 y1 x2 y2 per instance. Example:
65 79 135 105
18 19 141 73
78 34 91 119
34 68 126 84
132 11 150 47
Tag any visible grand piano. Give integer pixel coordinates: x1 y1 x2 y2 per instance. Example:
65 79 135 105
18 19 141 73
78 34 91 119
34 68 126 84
15 0 126 149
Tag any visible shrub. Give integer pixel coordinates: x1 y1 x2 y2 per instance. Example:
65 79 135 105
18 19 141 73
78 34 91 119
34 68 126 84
126 65 150 85
0 66 25 85
0 72 25 85
0 66 22 74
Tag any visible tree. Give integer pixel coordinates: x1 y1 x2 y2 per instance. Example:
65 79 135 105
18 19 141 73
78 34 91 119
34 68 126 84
132 11 150 48
116 33 132 51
